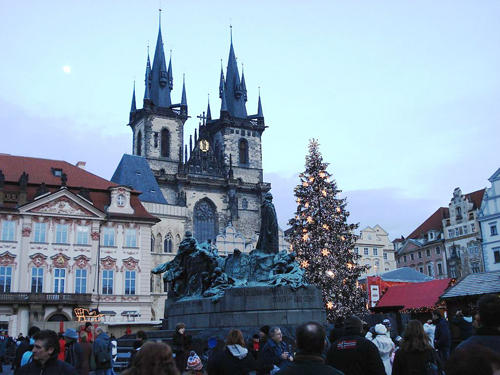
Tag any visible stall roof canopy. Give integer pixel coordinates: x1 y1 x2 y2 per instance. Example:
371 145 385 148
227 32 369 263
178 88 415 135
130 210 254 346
376 278 452 310
441 271 500 299
363 267 433 283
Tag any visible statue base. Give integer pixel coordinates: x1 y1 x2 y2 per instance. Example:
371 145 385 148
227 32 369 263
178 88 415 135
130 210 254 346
163 285 326 330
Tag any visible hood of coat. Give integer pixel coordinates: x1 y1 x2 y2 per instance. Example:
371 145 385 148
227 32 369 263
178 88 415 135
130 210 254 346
227 344 248 359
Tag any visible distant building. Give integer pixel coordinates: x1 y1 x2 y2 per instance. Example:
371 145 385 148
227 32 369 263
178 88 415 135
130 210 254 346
478 168 500 272
0 155 159 335
443 188 485 278
394 208 448 279
354 225 396 275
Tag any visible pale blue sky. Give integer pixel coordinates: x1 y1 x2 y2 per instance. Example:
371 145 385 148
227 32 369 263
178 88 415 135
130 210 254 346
1 1 499 238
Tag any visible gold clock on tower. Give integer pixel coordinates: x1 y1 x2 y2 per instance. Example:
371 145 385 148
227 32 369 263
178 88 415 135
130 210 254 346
199 139 210 153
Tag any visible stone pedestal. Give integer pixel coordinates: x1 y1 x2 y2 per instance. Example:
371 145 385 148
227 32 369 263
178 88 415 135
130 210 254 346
164 285 326 330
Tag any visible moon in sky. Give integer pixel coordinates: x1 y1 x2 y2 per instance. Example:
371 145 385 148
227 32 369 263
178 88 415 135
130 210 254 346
63 66 71 73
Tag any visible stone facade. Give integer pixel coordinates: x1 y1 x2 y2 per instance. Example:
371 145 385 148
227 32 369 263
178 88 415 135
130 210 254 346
354 225 396 275
478 168 500 272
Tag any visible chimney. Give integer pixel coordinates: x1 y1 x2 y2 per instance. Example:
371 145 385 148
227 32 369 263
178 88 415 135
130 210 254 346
76 161 86 170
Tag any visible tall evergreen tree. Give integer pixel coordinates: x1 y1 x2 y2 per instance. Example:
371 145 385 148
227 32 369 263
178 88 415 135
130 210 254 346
288 139 367 321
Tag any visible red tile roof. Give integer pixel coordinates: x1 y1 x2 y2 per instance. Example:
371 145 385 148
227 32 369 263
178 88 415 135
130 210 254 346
407 207 449 239
464 189 485 209
376 278 453 310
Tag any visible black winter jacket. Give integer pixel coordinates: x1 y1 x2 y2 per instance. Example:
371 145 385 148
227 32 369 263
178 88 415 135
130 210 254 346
392 348 433 375
276 353 344 375
207 347 257 375
65 340 83 374
434 318 451 350
326 330 386 375
17 355 78 375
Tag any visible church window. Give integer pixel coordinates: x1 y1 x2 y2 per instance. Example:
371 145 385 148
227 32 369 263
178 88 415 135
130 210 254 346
242 198 248 210
151 235 155 252
164 234 173 253
490 224 498 236
236 130 240 134
137 131 142 156
194 199 217 244
154 132 159 148
239 139 249 164
161 128 170 158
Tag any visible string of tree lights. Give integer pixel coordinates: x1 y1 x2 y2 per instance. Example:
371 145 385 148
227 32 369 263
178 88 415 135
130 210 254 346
288 139 368 322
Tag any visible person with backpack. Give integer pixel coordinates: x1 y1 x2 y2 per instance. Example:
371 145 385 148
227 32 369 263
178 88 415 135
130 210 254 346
63 328 83 375
93 327 112 375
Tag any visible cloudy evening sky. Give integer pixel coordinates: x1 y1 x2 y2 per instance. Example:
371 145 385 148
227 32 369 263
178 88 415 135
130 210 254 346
1 1 499 239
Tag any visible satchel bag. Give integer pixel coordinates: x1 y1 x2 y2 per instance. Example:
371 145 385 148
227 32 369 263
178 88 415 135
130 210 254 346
426 350 443 375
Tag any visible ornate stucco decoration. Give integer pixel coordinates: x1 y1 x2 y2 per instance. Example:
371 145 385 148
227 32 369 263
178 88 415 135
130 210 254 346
32 196 93 216
121 257 141 273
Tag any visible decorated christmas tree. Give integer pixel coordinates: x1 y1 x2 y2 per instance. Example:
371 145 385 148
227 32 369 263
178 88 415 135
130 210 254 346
288 139 368 322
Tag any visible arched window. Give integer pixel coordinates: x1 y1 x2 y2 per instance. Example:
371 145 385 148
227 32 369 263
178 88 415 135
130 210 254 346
156 233 162 252
150 235 155 252
161 128 170 158
238 139 248 164
164 233 173 253
194 199 217 243
137 131 142 156
242 198 248 210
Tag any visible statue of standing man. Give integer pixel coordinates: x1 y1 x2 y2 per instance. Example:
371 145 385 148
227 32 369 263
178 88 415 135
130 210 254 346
256 192 279 254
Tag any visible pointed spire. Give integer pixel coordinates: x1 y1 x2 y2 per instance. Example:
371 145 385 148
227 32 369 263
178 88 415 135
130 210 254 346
224 26 247 118
180 74 187 116
189 134 193 153
241 64 247 102
219 60 225 99
130 81 137 113
184 144 188 163
167 49 173 91
194 128 198 144
206 94 212 120
257 87 264 118
150 11 172 108
220 76 228 113
144 50 151 100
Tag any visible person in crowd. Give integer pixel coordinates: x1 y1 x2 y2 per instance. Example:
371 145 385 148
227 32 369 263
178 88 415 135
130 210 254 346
183 351 206 375
259 326 293 373
14 326 40 372
392 320 439 375
382 319 392 338
327 315 385 375
135 331 147 343
17 329 78 375
128 340 143 369
63 328 83 374
16 334 24 346
57 332 66 361
80 332 93 375
93 327 113 375
445 345 500 375
432 309 451 364
121 341 180 375
207 329 256 375
258 326 270 355
249 334 260 360
0 331 7 373
172 323 191 372
110 334 117 370
275 321 343 375
370 324 395 375
456 294 500 353
329 317 345 344
423 319 435 347
79 323 94 344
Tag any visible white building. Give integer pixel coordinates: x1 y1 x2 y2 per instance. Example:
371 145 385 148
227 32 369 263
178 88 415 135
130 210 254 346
354 225 397 276
478 168 500 272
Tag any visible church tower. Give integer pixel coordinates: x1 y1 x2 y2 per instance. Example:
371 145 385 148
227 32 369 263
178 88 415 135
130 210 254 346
128 11 188 177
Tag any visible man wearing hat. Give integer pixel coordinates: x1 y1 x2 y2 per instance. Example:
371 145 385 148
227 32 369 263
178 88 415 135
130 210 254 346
63 328 83 375
327 315 385 375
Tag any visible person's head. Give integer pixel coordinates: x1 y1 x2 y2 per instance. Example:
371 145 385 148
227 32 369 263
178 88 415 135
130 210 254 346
252 334 259 342
343 315 363 333
62 328 79 343
400 320 432 353
85 322 92 331
259 325 270 338
477 294 500 328
136 330 148 341
462 308 471 317
175 322 186 335
382 319 391 331
28 326 41 339
375 324 388 336
80 331 88 343
130 342 179 375
32 330 60 365
186 351 203 371
95 326 105 336
334 316 345 328
295 321 326 355
446 346 500 375
432 309 442 321
225 329 245 347
269 326 283 343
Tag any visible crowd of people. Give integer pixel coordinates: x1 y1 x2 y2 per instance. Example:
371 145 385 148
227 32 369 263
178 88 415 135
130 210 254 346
2 293 499 375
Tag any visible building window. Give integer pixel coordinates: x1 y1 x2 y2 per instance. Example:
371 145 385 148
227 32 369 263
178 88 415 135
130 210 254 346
75 269 87 294
76 226 89 245
450 267 456 278
398 257 401 264
55 224 69 244
354 247 359 254
33 222 47 243
164 234 173 253
383 253 388 260
238 139 248 164
426 249 431 257
471 263 480 273
437 263 443 276
161 128 170 158
125 270 136 295
125 229 137 247
103 227 115 246
136 131 142 156
419 266 424 273
456 207 462 218
410 253 415 261
427 264 433 277
31 268 43 293
0 267 12 293
373 248 378 256
429 232 434 240
468 243 478 255
1 221 15 241
471 223 476 232
490 225 498 236
403 255 407 262
54 268 66 293
448 229 454 238
102 270 113 295
463 225 468 235
436 246 441 255
364 248 369 256
418 251 422 259
455 228 461 237
494 249 500 263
